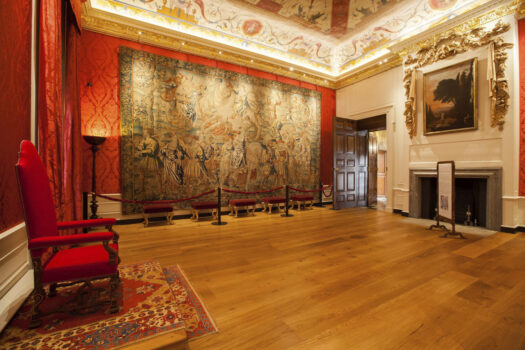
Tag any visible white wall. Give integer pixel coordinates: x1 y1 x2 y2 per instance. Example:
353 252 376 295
337 65 407 212
336 14 522 228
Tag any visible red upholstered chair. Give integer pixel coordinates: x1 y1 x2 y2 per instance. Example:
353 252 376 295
15 140 120 328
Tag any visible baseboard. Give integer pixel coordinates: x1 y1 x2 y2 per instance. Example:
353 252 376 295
499 225 525 234
0 269 33 332
393 209 409 217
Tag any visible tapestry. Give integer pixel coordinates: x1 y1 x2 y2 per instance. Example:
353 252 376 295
0 261 186 350
119 46 321 213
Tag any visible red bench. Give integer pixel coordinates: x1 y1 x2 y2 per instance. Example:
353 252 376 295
229 199 256 217
290 194 314 210
143 204 174 226
191 201 218 221
261 196 286 214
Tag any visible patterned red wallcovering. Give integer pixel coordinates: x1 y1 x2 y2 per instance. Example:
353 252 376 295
0 0 32 231
518 19 525 196
78 31 335 194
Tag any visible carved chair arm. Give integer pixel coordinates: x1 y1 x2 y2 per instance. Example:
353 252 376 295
28 232 115 250
57 218 116 231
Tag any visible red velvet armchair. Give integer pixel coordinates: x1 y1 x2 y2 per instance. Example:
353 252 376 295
15 140 120 328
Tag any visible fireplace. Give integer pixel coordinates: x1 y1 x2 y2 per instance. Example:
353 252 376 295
409 168 502 230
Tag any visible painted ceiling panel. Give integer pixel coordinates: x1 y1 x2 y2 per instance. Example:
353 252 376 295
87 0 504 77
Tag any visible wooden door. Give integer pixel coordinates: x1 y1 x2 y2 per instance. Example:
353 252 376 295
333 118 357 209
377 150 386 197
356 130 368 207
368 133 377 207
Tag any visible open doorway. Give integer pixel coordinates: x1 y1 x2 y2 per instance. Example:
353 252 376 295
332 115 386 210
368 130 387 210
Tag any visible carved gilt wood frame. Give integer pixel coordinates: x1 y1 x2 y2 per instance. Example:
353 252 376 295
402 20 513 137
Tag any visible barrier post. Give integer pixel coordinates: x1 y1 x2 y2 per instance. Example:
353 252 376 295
82 192 89 233
318 181 326 207
281 185 294 217
212 187 227 226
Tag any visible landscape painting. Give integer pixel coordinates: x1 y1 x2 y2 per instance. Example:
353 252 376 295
423 58 477 135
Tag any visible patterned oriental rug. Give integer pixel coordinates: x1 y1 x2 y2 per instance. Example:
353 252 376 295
163 265 218 340
0 262 217 349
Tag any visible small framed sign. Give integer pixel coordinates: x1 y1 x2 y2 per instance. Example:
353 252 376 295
428 161 464 238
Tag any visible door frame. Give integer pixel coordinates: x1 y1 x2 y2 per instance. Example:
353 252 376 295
335 104 395 212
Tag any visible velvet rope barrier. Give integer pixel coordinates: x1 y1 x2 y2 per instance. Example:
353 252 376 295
221 186 284 195
94 189 216 204
289 185 333 197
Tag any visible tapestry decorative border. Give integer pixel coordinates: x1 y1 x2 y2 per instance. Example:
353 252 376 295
119 46 321 213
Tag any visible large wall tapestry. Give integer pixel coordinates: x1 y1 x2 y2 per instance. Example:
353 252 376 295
120 47 321 213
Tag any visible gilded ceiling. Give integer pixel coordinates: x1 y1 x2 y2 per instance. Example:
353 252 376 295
85 0 511 79
235 0 402 38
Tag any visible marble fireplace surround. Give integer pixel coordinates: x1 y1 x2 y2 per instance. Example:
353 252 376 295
409 168 502 231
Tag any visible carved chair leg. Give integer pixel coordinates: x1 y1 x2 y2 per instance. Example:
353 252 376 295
144 214 149 227
111 229 120 244
48 283 57 297
268 203 272 214
109 274 120 314
29 286 46 329
196 210 200 221
212 209 217 220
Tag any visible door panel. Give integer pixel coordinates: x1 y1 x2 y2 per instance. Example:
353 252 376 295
347 173 355 191
368 133 378 207
346 136 355 153
336 172 345 191
333 118 357 209
356 130 368 207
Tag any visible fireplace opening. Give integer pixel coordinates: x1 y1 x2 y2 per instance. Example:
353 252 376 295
420 177 487 227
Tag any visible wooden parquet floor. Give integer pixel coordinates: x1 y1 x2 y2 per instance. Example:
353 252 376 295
115 207 525 350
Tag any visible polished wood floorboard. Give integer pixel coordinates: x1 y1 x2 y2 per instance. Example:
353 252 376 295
115 207 525 350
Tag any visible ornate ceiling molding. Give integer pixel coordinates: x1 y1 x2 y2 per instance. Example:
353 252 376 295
82 14 337 89
518 2 525 19
82 0 521 91
334 55 403 90
396 0 521 58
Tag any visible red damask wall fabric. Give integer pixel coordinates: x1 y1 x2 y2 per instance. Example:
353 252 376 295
78 30 335 195
39 0 64 220
63 5 83 222
518 19 525 196
0 0 32 231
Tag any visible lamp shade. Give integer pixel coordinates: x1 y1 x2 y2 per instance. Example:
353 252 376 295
83 135 106 146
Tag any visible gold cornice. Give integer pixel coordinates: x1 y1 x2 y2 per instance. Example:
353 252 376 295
82 0 522 91
518 2 525 18
82 15 337 89
334 55 402 90
398 0 521 58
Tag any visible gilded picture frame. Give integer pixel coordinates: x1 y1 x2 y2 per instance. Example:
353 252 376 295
423 58 477 135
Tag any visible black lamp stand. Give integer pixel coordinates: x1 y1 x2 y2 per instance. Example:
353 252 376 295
83 135 106 219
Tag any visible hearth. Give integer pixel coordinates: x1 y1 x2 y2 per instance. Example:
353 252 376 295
409 168 501 230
